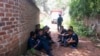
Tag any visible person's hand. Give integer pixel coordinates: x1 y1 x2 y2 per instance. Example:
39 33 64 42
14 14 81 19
65 34 69 36
68 38 75 43
58 32 61 35
61 34 65 36
34 40 40 48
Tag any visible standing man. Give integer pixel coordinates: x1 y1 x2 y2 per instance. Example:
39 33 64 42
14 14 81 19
57 14 63 31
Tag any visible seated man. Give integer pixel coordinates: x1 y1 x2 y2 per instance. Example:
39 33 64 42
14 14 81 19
28 31 42 50
58 26 68 45
27 31 43 56
64 29 79 48
68 26 73 30
43 26 54 45
37 29 53 56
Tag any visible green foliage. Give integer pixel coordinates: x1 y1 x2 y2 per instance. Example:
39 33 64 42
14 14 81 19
69 0 100 36
69 0 100 19
70 19 94 36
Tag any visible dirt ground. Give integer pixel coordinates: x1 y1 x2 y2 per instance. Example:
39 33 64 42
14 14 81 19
50 31 100 56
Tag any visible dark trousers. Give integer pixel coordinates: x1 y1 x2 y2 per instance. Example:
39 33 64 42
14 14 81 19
57 23 62 31
64 39 78 47
42 41 53 56
35 41 43 50
58 35 64 43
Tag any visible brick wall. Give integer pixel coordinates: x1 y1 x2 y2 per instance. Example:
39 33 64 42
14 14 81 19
0 0 40 56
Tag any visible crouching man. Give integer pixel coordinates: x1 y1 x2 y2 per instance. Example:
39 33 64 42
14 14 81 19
27 31 43 56
64 29 79 48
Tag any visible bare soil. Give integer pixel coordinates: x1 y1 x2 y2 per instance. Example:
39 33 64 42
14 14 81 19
51 31 100 56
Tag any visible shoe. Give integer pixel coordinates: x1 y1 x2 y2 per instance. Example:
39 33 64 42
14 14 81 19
70 46 77 49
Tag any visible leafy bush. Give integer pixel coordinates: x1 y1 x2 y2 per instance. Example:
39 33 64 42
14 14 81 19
70 19 94 37
69 0 99 37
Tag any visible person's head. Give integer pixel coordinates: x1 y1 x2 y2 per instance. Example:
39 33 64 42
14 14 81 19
30 31 36 38
43 26 50 32
61 26 64 30
38 29 44 35
68 26 73 30
59 14 61 17
68 29 74 35
35 24 40 29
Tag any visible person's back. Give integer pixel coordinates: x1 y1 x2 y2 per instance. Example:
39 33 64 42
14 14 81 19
57 16 63 23
43 26 52 41
71 33 78 47
57 14 63 31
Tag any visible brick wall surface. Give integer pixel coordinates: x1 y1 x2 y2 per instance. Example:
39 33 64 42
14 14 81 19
0 0 40 56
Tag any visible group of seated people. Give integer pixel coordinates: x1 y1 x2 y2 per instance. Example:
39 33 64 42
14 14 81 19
58 26 78 48
27 24 54 56
27 24 79 56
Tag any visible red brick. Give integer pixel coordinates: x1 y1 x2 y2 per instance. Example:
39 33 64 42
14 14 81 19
11 25 15 28
6 22 12 25
5 51 13 56
0 45 3 49
0 32 6 35
8 9 13 13
0 0 3 2
13 14 18 17
0 0 40 56
0 13 4 16
5 4 12 8
0 3 3 7
10 18 15 21
0 22 5 26
2 26 11 30
3 35 10 39
0 48 7 53
1 18 9 21
9 1 14 5
6 13 12 17
7 30 13 33
0 53 5 56
4 9 9 12
15 2 18 6
0 40 7 44
0 37 3 44
6 38 11 43
0 37 3 41
14 21 17 24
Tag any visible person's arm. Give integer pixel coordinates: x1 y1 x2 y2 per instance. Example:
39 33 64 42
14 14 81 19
28 39 36 48
68 38 75 43
68 35 78 43
33 40 40 48
64 34 69 36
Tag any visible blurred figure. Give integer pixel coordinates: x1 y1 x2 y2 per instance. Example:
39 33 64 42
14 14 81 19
28 31 42 50
68 26 73 30
43 26 54 45
35 24 40 35
57 14 63 31
38 29 53 56
64 29 79 48
58 26 68 45
27 31 43 56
